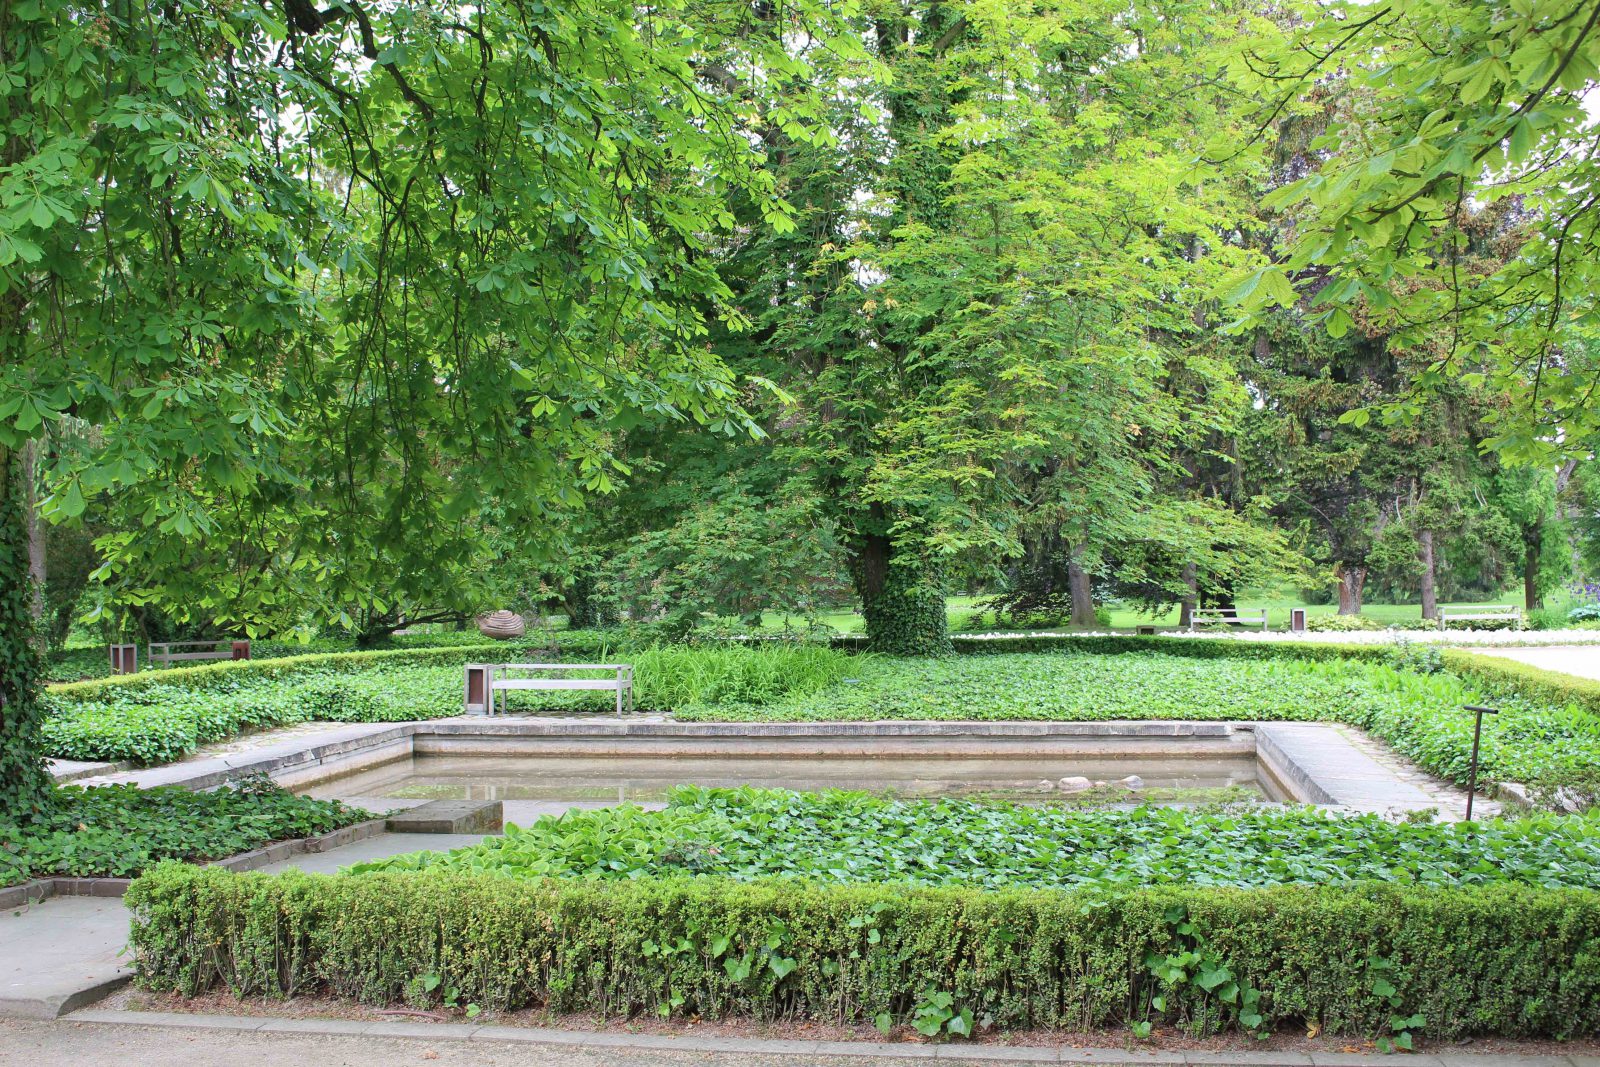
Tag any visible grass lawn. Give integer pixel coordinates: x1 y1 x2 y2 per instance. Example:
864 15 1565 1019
759 593 1523 634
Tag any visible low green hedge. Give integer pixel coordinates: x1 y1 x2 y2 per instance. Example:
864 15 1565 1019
128 864 1600 1040
41 645 856 765
1444 650 1600 718
47 643 545 704
831 632 1394 663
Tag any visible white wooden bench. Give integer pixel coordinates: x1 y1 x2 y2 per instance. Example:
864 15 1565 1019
1189 608 1268 632
1438 605 1522 631
149 639 251 667
477 663 635 717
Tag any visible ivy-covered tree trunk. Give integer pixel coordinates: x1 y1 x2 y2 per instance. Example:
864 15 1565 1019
562 570 618 630
22 439 44 623
0 444 52 819
849 533 950 656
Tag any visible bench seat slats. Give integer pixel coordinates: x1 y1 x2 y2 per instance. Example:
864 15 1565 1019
491 679 624 691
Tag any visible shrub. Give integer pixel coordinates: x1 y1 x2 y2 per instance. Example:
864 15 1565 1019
1303 614 1385 632
126 863 1600 1040
1 779 369 886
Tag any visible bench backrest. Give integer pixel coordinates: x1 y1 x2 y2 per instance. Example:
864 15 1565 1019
149 640 250 665
1439 605 1521 629
1191 609 1267 627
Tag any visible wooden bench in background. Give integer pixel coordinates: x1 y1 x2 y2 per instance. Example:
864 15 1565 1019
465 662 635 717
1438 605 1522 631
149 639 251 668
1189 608 1269 632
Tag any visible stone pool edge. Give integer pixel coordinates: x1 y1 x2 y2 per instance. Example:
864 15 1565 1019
63 718 1471 816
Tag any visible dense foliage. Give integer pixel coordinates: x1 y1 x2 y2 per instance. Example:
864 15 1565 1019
0 778 368 886
41 644 853 764
1225 0 1600 459
0 0 857 794
129 863 1600 1039
679 651 1600 792
362 786 1600 891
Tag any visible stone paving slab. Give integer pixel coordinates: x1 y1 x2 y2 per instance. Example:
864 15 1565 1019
385 798 502 834
254 831 488 874
1256 723 1440 814
0 896 132 1019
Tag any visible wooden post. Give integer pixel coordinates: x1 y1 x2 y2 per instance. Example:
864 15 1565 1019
231 640 251 660
464 664 490 714
1290 608 1307 634
109 644 138 675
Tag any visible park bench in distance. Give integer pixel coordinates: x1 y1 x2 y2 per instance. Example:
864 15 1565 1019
465 662 635 717
148 639 251 668
1438 605 1522 631
1188 608 1268 633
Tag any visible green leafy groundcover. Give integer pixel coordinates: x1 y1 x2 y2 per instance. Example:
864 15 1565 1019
41 645 850 765
37 641 1600 798
678 653 1600 791
127 863 1600 1039
359 787 1600 891
0 779 370 886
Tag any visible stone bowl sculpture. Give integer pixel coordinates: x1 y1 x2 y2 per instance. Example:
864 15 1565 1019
476 610 527 639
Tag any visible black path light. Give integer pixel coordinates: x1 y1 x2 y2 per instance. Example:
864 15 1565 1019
1462 704 1500 822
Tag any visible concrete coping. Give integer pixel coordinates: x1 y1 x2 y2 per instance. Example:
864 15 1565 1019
61 1009 1600 1066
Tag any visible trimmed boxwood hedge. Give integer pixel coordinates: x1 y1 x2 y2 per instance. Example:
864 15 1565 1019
829 632 1396 663
1443 650 1600 718
128 864 1600 1040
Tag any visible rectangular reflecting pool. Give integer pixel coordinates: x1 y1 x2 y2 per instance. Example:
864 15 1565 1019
302 752 1276 809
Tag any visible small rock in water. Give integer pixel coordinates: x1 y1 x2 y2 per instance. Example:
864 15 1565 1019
1037 780 1055 792
1118 775 1145 790
1057 776 1093 793
1093 780 1107 788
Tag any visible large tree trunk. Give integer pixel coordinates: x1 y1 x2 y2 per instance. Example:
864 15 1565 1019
1178 562 1198 628
849 530 949 655
1523 523 1543 612
1066 551 1096 628
1417 529 1438 621
1335 562 1366 615
0 443 52 818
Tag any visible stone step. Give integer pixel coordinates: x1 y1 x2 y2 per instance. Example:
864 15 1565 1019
384 799 502 834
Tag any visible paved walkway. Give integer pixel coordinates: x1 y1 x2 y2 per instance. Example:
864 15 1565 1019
0 897 132 1020
1472 646 1600 683
4 1012 1596 1067
0 832 488 1020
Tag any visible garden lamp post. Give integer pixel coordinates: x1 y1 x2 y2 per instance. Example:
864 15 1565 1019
1462 704 1499 822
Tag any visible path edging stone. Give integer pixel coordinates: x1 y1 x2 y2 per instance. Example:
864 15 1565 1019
59 1009 1600 1065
